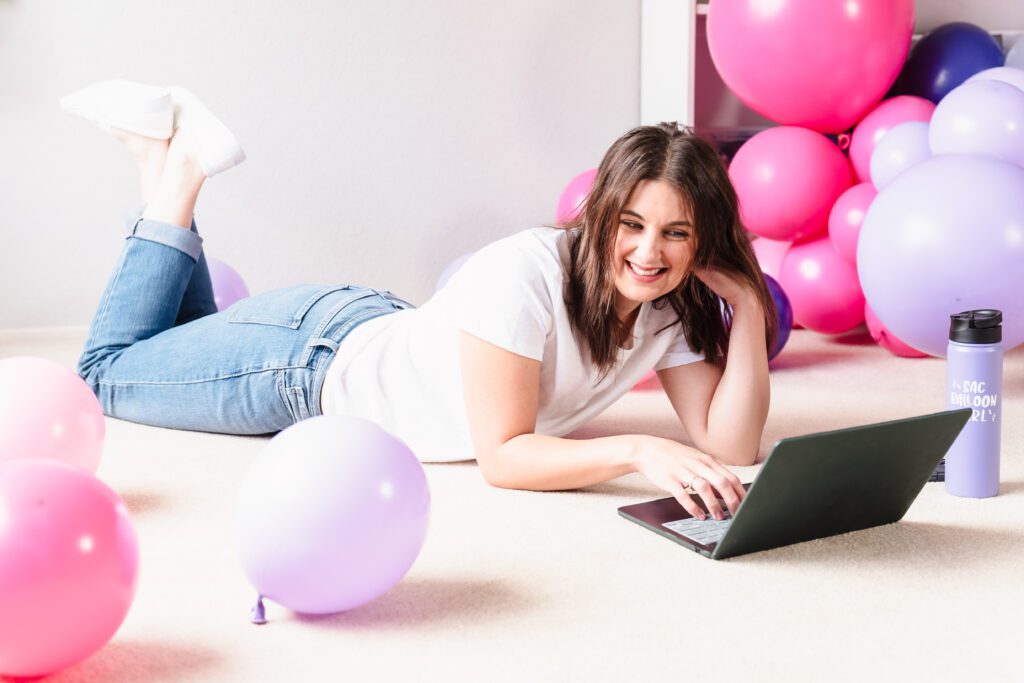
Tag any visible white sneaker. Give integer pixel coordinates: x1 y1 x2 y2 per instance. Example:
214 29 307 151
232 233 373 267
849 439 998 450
167 86 246 177
59 79 173 139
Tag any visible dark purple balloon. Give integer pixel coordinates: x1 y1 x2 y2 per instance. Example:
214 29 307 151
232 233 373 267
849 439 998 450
896 22 1004 104
765 274 793 361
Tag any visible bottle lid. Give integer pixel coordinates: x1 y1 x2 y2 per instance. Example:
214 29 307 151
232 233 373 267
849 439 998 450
949 309 1002 344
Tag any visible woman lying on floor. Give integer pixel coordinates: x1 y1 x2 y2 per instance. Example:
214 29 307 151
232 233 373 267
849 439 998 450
63 80 776 522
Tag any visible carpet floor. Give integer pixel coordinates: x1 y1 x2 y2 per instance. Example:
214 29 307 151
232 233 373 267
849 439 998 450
0 326 1021 683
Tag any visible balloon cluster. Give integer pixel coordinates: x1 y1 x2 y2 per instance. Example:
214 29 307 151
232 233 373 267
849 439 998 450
0 357 138 678
710 3 1024 358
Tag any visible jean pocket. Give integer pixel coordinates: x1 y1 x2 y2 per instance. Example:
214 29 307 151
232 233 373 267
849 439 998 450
227 285 354 329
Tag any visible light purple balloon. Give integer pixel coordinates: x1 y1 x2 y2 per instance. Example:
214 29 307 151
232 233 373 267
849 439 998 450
435 251 474 292
870 121 931 190
235 415 430 615
1005 41 1024 71
206 257 250 311
858 154 1024 357
967 65 1024 92
929 80 1024 168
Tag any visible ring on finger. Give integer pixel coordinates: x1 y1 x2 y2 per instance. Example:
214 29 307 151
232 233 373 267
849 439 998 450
682 474 702 495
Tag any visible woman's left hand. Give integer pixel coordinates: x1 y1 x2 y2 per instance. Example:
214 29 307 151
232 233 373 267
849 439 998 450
693 268 756 308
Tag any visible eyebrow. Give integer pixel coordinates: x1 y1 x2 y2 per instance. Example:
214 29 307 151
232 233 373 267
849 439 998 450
621 209 693 227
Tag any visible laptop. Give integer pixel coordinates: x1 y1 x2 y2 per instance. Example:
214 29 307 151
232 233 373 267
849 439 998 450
618 409 971 560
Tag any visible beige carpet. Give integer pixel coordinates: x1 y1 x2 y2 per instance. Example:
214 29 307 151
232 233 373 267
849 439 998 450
1 326 1021 683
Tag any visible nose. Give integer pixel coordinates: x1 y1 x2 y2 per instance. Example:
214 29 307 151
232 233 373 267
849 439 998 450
635 229 662 262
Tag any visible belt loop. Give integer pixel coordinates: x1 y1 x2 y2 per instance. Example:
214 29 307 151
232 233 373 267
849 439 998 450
311 337 340 352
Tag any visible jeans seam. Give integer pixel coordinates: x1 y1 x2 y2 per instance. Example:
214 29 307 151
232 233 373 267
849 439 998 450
95 365 307 386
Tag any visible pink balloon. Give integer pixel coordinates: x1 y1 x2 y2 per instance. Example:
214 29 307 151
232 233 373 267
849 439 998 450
632 369 660 391
556 168 597 225
750 236 791 281
848 96 936 182
864 303 928 358
779 237 865 334
0 460 138 677
206 257 250 311
707 0 914 133
730 127 853 242
828 182 878 265
0 357 105 473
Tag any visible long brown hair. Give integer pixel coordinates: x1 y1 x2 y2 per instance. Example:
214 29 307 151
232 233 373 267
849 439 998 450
563 123 777 373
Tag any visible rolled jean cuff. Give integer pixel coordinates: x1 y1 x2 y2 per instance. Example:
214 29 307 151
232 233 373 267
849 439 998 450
130 217 204 262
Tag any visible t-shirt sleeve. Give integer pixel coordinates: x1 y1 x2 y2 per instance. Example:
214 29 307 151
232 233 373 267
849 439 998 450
653 323 704 371
448 237 554 362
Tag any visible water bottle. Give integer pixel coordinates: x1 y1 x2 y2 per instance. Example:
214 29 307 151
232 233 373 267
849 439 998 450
944 309 1003 498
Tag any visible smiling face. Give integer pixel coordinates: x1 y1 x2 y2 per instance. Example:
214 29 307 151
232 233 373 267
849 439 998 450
611 179 697 321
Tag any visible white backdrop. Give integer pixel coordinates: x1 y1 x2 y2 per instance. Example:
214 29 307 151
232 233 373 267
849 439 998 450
0 0 640 328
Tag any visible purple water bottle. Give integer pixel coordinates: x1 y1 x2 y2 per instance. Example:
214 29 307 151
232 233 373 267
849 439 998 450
945 309 1003 498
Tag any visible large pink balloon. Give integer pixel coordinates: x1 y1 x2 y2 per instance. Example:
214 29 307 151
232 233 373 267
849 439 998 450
0 460 138 677
0 357 105 473
707 0 914 133
828 182 877 265
235 415 430 616
779 237 865 334
848 96 936 182
730 127 853 242
556 168 597 225
864 303 927 358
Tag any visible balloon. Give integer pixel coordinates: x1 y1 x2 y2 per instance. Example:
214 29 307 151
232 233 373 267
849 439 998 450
631 369 659 391
0 460 138 677
864 303 927 358
764 274 793 361
0 356 105 473
1006 40 1024 71
751 237 791 281
207 257 250 311
706 0 914 133
556 168 597 225
436 252 474 292
870 121 931 190
929 80 1024 168
828 182 877 265
967 66 1024 92
858 154 1024 357
897 22 1004 103
848 96 935 182
779 237 865 334
729 127 853 242
235 415 430 615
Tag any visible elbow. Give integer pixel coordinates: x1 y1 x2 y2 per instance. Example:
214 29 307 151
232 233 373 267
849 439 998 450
475 447 517 489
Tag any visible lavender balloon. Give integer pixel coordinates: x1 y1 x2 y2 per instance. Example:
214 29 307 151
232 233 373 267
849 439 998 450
206 257 250 311
870 121 931 190
858 154 1024 357
1006 40 1024 71
435 252 474 293
967 66 1024 93
929 80 1024 168
235 416 430 617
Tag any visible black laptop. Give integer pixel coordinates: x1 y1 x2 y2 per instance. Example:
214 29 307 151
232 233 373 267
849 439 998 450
618 409 971 560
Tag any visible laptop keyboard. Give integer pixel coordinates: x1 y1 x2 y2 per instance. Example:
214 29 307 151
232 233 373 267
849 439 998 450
664 511 733 546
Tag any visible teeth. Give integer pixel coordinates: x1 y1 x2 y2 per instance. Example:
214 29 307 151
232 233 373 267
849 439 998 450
629 262 662 277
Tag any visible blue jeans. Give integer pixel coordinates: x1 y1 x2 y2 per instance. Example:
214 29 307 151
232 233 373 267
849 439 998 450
77 217 412 434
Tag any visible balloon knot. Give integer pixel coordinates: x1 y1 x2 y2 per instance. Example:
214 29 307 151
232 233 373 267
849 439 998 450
836 133 852 151
250 594 267 625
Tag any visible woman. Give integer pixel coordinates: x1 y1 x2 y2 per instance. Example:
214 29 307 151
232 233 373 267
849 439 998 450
64 81 776 523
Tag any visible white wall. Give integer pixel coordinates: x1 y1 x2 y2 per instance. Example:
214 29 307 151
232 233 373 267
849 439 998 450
0 0 640 329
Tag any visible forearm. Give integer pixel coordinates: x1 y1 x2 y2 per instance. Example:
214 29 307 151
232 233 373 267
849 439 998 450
705 301 770 465
480 432 639 491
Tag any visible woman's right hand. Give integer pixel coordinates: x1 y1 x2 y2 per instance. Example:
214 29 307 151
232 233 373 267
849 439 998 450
631 436 747 520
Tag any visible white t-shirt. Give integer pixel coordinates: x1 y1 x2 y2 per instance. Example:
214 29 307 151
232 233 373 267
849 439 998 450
319 227 703 462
